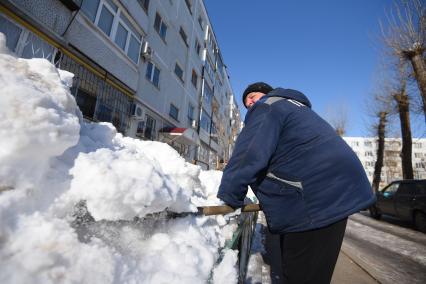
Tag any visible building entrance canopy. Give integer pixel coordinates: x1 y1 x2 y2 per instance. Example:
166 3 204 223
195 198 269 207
159 127 199 145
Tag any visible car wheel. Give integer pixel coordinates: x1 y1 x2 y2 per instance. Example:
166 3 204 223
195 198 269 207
414 211 426 233
369 205 381 219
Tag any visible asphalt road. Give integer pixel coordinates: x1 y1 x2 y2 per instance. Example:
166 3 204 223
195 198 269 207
342 212 426 284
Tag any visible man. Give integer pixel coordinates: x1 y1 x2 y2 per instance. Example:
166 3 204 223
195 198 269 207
217 82 375 284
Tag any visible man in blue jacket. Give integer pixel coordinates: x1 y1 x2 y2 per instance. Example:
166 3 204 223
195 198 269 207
217 82 375 284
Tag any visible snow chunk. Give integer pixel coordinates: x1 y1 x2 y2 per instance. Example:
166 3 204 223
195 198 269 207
0 33 243 283
213 249 239 284
0 46 79 190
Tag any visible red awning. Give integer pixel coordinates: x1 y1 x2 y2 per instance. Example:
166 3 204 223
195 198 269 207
159 127 199 145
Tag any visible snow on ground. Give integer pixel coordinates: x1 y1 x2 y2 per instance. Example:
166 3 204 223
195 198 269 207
0 33 238 283
347 214 426 266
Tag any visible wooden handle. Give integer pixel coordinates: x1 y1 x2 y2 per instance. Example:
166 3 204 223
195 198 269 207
198 203 261 216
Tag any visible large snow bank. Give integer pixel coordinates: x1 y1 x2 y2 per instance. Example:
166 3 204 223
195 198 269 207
0 33 238 283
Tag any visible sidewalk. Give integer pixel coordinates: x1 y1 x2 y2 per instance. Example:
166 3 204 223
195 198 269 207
245 212 377 283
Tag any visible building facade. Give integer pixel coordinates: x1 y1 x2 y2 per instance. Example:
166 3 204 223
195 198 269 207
343 137 426 189
0 0 242 170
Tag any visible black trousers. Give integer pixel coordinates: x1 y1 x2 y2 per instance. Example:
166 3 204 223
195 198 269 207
280 218 348 284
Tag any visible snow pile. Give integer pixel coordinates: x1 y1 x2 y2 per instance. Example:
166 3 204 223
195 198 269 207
0 33 239 283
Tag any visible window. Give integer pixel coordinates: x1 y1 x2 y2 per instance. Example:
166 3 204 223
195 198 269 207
81 0 100 22
21 32 55 61
146 62 160 87
204 82 213 110
207 30 216 51
364 141 372 147
136 120 145 136
137 0 149 13
144 114 156 140
198 15 204 30
365 161 375 167
211 122 217 142
0 14 23 52
398 183 416 195
217 55 224 78
415 153 423 158
72 88 97 119
191 69 198 88
98 3 115 35
179 27 188 47
116 13 143 64
169 104 179 121
0 14 54 60
188 104 194 126
381 183 399 196
415 142 422 149
194 39 202 57
200 111 211 132
154 13 167 41
185 0 192 14
174 63 184 82
415 162 424 169
351 141 359 147
127 35 141 63
114 23 128 50
205 56 215 80
81 0 142 64
365 151 373 157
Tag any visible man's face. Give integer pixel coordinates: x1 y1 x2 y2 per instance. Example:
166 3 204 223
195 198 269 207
244 92 266 108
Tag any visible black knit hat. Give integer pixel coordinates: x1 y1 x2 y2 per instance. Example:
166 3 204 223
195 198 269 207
242 82 273 107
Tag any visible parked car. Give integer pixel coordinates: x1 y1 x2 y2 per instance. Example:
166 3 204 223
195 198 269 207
369 179 426 233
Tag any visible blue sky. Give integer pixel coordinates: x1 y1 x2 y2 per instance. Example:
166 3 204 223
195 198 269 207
204 0 425 137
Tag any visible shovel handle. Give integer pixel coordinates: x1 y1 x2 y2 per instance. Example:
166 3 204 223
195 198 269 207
199 203 261 216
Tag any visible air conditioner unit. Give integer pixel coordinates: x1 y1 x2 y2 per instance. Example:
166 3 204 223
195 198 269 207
140 41 152 60
130 103 144 119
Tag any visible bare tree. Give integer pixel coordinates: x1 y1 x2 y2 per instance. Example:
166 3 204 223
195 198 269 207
393 63 414 179
381 0 426 118
324 103 348 136
372 111 389 192
366 73 393 191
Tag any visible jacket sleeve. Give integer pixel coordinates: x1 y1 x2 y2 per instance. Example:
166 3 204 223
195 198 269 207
217 103 284 208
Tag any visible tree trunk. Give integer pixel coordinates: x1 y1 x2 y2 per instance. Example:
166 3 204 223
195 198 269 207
394 87 414 179
372 112 387 192
408 51 426 118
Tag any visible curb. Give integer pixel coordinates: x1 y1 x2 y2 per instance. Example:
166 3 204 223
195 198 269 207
341 244 381 283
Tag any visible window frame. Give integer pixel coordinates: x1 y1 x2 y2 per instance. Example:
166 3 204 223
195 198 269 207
146 61 161 88
169 103 180 121
174 62 184 83
198 15 204 30
179 26 189 47
137 0 150 14
81 0 142 65
194 38 201 58
188 104 194 126
154 12 168 42
93 0 117 37
185 0 192 14
191 69 198 88
144 114 156 140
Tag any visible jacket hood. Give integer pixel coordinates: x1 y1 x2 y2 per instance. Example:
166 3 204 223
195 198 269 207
266 88 312 108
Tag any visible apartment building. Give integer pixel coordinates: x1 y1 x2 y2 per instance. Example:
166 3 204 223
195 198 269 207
343 137 426 188
0 0 242 169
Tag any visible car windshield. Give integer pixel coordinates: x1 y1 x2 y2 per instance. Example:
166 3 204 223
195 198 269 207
381 183 399 197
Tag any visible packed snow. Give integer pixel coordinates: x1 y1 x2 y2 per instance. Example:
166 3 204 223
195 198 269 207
0 33 240 283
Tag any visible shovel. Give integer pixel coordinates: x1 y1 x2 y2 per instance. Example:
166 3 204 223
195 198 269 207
197 203 261 216
72 201 262 227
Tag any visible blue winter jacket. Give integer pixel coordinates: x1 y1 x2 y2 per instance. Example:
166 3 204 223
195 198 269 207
217 88 375 233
